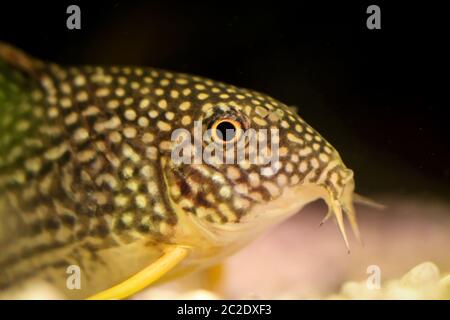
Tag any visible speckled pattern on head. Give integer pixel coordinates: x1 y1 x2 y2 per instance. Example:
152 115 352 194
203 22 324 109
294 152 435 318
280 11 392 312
0 43 359 298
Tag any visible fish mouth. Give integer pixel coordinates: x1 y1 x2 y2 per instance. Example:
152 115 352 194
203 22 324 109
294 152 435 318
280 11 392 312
181 171 362 253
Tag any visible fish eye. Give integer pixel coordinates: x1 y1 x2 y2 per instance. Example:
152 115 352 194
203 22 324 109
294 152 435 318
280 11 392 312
211 118 242 144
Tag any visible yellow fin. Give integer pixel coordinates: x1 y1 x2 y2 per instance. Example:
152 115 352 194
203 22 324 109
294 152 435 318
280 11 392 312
288 105 299 113
87 245 189 300
0 41 43 75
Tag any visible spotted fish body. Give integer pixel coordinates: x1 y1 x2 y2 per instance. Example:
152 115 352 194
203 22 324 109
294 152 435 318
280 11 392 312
0 43 359 298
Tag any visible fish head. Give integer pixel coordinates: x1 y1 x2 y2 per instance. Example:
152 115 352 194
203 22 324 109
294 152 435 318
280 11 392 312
160 76 359 252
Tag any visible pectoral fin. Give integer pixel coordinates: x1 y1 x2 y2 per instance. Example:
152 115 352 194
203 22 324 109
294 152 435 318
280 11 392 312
87 245 189 300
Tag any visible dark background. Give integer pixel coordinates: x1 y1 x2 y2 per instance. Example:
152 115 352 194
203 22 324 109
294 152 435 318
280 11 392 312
0 1 448 200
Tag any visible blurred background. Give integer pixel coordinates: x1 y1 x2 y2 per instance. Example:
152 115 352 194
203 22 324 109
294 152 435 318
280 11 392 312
0 1 449 298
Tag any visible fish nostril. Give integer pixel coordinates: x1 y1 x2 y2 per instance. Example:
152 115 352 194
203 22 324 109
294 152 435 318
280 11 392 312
341 169 354 185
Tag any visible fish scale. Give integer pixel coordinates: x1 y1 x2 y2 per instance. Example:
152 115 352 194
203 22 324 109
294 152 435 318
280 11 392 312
0 43 360 298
